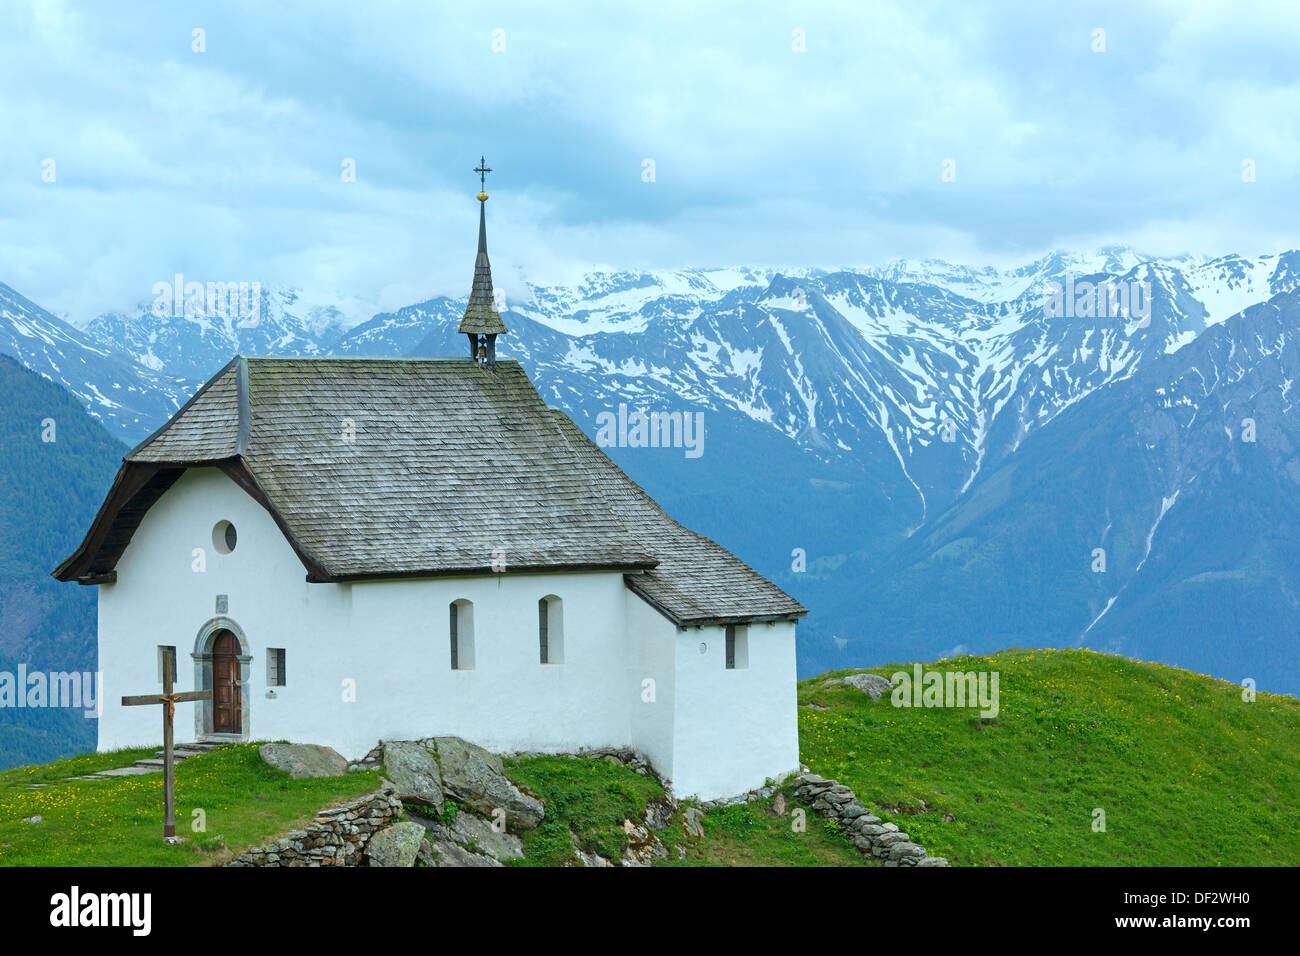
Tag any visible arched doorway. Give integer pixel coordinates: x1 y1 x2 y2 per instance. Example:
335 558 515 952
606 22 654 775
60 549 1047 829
192 617 251 740
212 630 242 734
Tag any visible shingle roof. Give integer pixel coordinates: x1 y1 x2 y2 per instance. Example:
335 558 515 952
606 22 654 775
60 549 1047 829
56 355 805 624
457 201 507 335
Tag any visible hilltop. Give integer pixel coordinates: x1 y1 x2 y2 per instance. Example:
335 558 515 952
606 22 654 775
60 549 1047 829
800 648 1300 865
1 649 1295 866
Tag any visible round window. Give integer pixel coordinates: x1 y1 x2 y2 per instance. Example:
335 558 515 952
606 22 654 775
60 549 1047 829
213 520 237 555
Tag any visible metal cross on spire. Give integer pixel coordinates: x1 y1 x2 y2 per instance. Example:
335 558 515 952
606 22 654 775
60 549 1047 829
474 156 492 190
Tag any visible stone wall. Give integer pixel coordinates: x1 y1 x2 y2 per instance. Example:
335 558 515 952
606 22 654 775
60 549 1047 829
225 785 403 867
792 773 950 867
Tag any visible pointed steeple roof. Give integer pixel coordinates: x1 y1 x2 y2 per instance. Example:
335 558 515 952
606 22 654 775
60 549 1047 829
458 162 507 335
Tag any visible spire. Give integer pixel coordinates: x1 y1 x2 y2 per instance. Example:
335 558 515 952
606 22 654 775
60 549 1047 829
459 157 507 363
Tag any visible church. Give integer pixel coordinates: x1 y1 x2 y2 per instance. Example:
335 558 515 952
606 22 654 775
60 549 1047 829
54 172 807 800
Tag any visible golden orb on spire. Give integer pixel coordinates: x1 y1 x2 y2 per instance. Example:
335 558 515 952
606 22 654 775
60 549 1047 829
477 191 489 202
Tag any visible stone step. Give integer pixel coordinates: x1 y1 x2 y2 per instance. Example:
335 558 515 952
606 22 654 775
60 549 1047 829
92 766 160 777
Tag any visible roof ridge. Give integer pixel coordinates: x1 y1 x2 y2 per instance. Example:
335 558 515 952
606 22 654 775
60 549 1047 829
240 355 517 364
235 356 250 455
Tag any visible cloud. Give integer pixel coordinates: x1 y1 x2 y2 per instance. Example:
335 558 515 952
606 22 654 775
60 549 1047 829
1 0 1296 320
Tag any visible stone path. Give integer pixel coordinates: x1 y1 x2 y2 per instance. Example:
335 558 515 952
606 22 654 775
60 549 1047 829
56 740 223 783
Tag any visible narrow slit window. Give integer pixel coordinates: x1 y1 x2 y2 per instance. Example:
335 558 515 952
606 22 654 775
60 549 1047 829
538 598 548 663
725 625 749 670
267 648 286 687
450 600 475 669
539 595 564 664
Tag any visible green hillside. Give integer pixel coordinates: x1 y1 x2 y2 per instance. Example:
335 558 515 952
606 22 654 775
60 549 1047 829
800 648 1300 865
1 649 1295 866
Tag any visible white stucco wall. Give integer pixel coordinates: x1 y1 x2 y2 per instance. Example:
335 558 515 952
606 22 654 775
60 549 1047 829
96 466 801 800
668 621 801 800
624 589 677 780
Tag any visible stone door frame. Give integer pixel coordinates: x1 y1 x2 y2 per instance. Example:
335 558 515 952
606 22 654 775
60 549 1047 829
192 616 252 742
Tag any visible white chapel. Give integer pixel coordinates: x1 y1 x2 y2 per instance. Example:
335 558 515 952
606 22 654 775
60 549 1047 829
55 177 807 800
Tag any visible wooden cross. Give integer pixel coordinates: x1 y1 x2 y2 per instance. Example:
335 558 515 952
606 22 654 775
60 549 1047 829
121 650 211 840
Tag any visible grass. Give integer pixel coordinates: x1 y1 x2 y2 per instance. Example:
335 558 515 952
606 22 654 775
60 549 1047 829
7 648 1292 867
799 648 1300 866
661 788 868 867
504 754 868 866
0 747 160 788
503 754 666 865
0 743 380 866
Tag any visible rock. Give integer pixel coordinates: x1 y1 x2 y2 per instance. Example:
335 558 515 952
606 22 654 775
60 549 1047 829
259 743 348 778
889 842 926 861
432 737 544 829
431 839 504 867
681 807 705 839
772 792 789 816
365 822 425 867
446 810 525 861
382 741 445 814
855 822 889 837
416 839 436 867
917 857 950 867
643 796 677 831
22 815 42 824
619 818 669 866
823 673 895 701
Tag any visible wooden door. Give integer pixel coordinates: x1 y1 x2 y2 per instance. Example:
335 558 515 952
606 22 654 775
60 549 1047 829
212 630 241 734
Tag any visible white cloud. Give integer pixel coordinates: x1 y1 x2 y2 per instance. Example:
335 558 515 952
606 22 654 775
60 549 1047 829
0 0 1296 320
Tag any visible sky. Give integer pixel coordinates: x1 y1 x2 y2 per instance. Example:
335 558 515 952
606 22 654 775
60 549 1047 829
2 0 1298 321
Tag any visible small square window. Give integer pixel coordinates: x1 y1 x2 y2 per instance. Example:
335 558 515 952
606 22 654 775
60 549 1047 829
267 648 286 687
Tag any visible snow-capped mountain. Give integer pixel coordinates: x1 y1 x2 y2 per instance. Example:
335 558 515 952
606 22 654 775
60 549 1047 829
811 289 1300 693
0 282 191 437
5 245 1299 690
85 284 374 381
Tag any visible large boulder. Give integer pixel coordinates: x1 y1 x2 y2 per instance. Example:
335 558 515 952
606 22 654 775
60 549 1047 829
430 839 503 867
446 810 525 861
382 741 445 814
365 822 426 867
259 743 348 778
431 737 544 829
823 673 895 701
